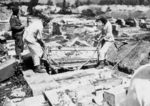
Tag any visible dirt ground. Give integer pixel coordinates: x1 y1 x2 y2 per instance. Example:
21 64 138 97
0 72 32 105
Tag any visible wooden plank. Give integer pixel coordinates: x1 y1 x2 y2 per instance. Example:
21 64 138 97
51 68 103 81
50 47 97 51
58 62 97 69
0 58 17 82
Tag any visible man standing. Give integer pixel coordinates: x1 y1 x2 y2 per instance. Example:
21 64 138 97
95 17 114 65
9 6 24 62
23 17 50 73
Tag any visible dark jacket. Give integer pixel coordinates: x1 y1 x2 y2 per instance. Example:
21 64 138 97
9 15 24 55
9 15 24 39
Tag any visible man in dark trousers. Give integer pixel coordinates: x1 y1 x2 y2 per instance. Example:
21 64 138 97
9 6 24 62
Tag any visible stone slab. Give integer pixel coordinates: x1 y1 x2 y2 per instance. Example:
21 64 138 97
16 95 49 106
23 70 60 96
0 58 17 82
103 86 127 106
44 89 75 106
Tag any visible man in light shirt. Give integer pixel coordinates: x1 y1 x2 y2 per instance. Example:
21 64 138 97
23 17 50 73
95 17 114 66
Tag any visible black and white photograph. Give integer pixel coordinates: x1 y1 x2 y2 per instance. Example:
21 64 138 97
0 0 150 106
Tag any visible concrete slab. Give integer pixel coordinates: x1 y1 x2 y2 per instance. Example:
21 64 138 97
23 68 122 97
16 95 49 106
23 70 60 96
2 97 16 106
103 86 127 106
44 89 75 106
0 58 17 82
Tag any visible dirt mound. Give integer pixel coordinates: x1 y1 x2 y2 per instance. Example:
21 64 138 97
107 40 150 73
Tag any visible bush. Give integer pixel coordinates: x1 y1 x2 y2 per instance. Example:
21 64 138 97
94 8 105 15
47 0 53 5
81 9 96 17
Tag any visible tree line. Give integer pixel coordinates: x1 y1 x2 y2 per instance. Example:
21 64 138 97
75 0 150 6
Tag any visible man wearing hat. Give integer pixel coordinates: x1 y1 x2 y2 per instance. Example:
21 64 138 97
95 17 114 65
9 6 24 62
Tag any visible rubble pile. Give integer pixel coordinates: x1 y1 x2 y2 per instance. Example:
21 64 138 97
39 15 150 74
15 68 130 106
107 40 150 73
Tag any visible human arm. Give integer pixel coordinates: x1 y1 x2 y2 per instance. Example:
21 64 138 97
36 29 46 49
9 16 24 32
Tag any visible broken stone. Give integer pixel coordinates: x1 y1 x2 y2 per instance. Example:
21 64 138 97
23 70 60 96
92 90 104 105
44 89 75 106
16 95 49 106
103 86 127 106
3 97 16 106
99 68 113 79
10 88 25 98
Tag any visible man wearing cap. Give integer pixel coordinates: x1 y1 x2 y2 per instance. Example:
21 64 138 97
9 6 24 62
23 17 50 73
95 17 114 65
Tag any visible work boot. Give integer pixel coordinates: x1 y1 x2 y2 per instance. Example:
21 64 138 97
34 65 46 73
15 55 23 63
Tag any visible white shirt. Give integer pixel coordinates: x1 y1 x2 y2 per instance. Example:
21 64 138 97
23 20 43 44
102 21 114 42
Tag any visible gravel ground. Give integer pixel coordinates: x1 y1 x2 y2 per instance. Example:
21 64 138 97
0 70 32 105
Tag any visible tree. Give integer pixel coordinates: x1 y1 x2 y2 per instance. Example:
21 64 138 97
75 0 80 7
86 0 91 5
47 0 53 5
28 0 39 15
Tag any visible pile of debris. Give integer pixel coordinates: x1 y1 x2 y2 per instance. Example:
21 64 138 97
13 68 130 106
40 15 150 74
